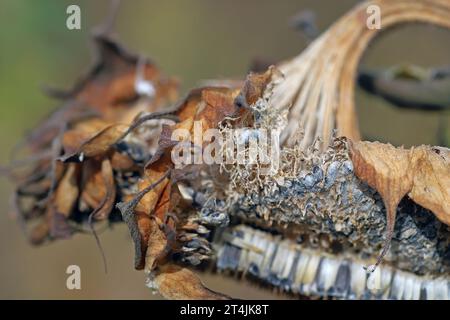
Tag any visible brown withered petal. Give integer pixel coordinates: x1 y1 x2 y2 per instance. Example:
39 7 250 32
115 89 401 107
22 102 100 154
42 163 81 241
115 110 180 144
153 263 231 300
198 88 241 131
48 208 73 239
62 35 165 117
110 150 136 171
176 88 204 122
25 33 179 153
119 85 247 272
128 161 173 270
349 140 450 271
408 146 450 225
94 158 116 220
116 170 172 269
134 86 249 273
143 124 180 167
61 119 112 156
29 220 50 245
153 182 172 222
145 86 242 170
176 87 239 125
61 124 128 162
136 160 171 216
234 65 282 108
86 159 116 274
81 160 105 209
144 218 169 272
54 163 80 217
81 158 116 221
16 173 53 197
134 211 153 270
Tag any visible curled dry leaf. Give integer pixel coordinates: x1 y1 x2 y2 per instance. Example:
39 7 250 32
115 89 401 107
61 123 129 162
133 161 172 269
61 119 112 155
29 220 50 245
10 33 178 252
151 263 231 300
118 86 244 270
25 35 177 153
349 140 450 271
81 160 107 209
144 218 169 272
88 158 116 220
119 168 172 270
47 209 73 240
234 65 282 109
39 163 81 240
110 151 136 171
54 163 80 218
408 146 450 225
199 89 243 130
57 34 177 118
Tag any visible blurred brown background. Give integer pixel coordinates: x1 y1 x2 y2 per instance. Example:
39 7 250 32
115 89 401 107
0 0 449 299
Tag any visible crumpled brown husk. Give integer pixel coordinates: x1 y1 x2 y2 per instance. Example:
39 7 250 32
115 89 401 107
151 263 231 300
349 140 450 271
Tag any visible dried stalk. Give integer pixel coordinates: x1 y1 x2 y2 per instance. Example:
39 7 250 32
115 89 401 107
272 0 450 150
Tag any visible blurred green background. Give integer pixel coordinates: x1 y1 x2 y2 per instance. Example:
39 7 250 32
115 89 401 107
0 0 449 299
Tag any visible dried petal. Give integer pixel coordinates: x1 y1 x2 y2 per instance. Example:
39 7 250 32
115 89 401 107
197 88 240 131
94 158 116 220
152 263 230 300
408 146 450 225
349 140 450 271
234 66 282 108
54 163 80 217
62 124 128 162
144 218 168 272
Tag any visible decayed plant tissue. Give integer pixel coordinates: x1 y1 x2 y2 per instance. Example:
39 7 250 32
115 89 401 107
2 0 450 300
